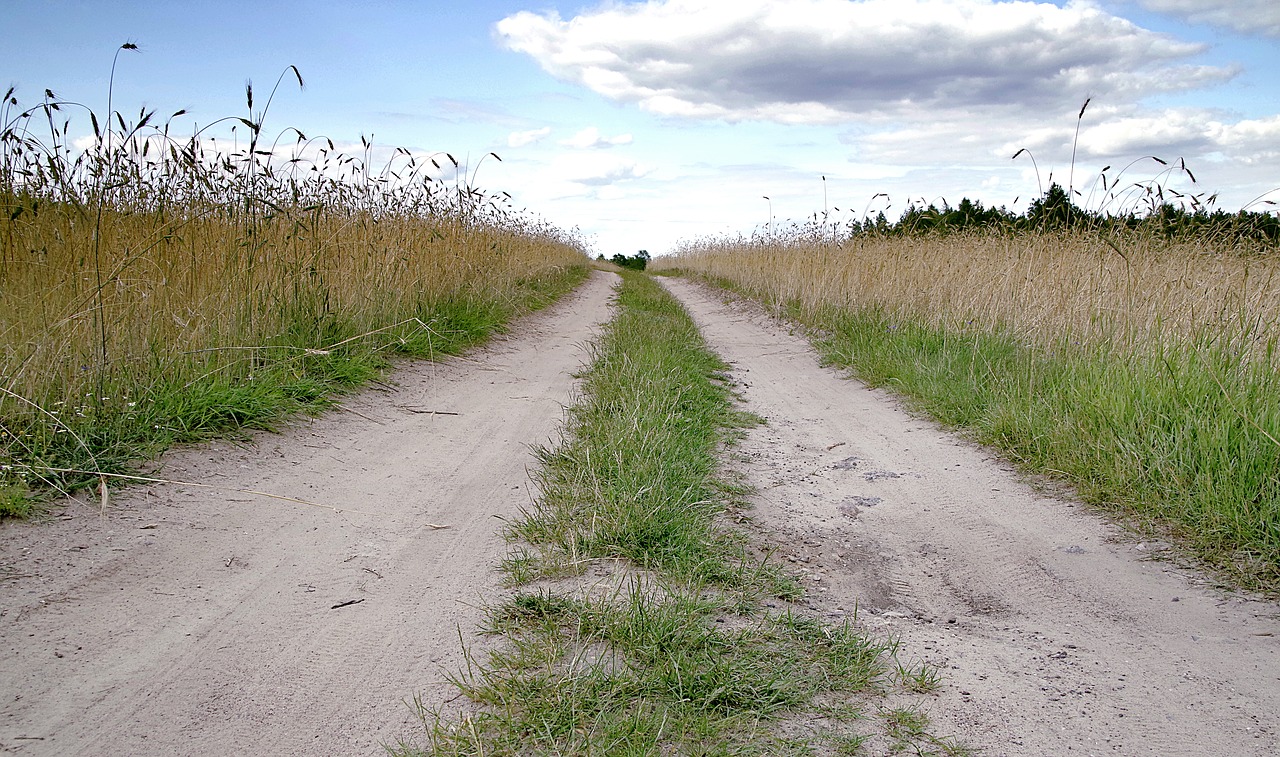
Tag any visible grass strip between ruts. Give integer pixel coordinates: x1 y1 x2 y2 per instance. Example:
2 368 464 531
395 271 968 756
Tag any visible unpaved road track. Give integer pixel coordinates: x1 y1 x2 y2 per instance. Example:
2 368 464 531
4 270 1278 757
0 271 616 755
660 277 1280 756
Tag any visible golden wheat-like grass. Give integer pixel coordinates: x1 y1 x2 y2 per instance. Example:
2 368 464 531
1 205 582 399
654 232 1280 363
0 82 586 422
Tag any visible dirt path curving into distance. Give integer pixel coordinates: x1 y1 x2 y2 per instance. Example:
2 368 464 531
0 271 617 756
659 277 1279 757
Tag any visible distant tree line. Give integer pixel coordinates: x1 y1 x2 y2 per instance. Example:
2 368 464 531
597 250 651 270
828 184 1279 247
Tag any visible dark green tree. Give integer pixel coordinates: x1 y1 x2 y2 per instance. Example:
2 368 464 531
1025 183 1083 231
610 250 650 271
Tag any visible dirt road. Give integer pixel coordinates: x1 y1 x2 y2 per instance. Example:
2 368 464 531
659 277 1280 756
0 271 616 755
3 269 1278 756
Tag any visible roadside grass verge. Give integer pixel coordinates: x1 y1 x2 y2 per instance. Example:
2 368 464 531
0 265 587 518
808 309 1280 588
651 231 1280 592
394 273 966 756
0 76 589 514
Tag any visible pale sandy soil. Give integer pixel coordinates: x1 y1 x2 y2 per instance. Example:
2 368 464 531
0 271 617 756
3 269 1278 757
659 277 1279 757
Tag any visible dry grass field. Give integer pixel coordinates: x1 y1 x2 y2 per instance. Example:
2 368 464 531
0 80 587 510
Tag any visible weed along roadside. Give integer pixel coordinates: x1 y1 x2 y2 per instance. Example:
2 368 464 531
398 271 966 756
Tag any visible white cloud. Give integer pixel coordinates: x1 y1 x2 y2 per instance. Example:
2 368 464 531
560 126 635 149
1076 111 1210 156
508 126 551 148
593 184 629 201
497 0 1229 125
569 158 649 186
1207 115 1280 163
1135 0 1280 37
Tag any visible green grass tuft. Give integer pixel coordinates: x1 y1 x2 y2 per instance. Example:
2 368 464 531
0 483 33 519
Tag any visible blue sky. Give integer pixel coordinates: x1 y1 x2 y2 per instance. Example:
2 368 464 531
5 0 1278 255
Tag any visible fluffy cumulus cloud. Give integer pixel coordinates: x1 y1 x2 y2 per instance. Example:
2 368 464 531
496 0 1230 124
560 126 634 149
1206 115 1280 164
1136 0 1280 37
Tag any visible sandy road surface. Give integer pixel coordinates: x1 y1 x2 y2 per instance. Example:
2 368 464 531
0 271 616 756
660 277 1280 757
